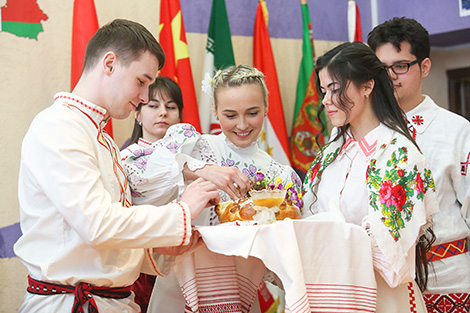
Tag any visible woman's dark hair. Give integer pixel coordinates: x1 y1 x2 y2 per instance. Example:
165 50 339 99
126 76 184 147
314 41 414 147
312 41 434 292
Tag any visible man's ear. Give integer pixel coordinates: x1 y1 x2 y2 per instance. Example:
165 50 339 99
103 51 117 76
420 57 431 78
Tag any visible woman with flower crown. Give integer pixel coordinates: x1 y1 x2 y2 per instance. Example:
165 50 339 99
302 42 438 312
123 64 302 312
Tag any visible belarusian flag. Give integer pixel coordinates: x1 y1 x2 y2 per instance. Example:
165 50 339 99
199 0 235 135
290 0 324 176
348 0 363 42
159 0 201 132
0 0 48 39
71 0 113 138
253 0 291 166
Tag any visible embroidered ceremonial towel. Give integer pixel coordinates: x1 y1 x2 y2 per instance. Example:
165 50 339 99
174 218 377 313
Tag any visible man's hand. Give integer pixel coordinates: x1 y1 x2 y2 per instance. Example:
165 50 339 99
180 178 220 220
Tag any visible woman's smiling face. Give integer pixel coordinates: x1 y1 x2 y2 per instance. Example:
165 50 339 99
215 83 266 148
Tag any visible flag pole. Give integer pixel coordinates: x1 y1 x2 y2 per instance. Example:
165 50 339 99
371 0 378 28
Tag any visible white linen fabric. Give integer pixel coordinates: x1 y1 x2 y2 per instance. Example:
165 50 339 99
406 95 470 294
173 219 377 313
14 93 192 313
302 123 438 312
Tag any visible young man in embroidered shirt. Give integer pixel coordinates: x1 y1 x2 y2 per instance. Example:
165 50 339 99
13 19 250 313
368 17 470 312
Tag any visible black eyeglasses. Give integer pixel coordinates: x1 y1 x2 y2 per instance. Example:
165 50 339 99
384 59 420 75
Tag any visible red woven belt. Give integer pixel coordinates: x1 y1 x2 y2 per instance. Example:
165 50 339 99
27 275 132 313
426 238 468 262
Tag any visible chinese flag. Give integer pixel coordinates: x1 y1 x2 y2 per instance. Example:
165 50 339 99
71 0 113 137
159 0 201 132
253 0 291 165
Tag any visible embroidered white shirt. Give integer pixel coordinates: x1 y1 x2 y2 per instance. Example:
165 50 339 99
14 93 192 290
406 95 470 294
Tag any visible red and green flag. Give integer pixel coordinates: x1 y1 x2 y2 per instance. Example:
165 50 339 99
0 0 48 39
159 0 201 132
290 0 324 175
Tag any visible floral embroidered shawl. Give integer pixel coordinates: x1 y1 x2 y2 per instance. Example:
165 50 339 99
303 125 438 274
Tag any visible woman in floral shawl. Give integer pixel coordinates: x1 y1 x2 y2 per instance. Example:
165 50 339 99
123 64 302 312
302 42 438 312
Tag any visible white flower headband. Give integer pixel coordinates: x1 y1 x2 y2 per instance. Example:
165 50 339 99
201 72 214 97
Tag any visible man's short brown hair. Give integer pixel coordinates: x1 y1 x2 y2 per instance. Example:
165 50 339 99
82 19 165 73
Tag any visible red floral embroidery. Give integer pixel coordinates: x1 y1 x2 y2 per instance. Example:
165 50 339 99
392 185 407 212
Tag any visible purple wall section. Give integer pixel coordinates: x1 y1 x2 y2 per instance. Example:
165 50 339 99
0 223 20 258
379 0 470 35
180 0 470 45
181 0 358 41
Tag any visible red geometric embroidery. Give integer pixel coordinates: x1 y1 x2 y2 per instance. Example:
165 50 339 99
409 124 417 140
408 282 417 313
412 115 424 125
461 152 470 176
423 293 470 313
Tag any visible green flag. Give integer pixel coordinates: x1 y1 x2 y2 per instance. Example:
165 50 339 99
199 0 235 134
293 2 314 121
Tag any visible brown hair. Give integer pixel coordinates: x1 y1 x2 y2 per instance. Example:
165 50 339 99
82 19 165 73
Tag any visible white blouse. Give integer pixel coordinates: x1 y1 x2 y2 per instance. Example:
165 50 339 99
303 124 438 288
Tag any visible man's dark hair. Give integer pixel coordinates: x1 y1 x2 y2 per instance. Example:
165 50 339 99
367 17 430 61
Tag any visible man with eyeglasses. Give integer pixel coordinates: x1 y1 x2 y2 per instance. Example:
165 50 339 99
368 17 470 313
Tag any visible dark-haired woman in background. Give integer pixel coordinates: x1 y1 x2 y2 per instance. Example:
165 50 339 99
123 75 184 150
302 42 438 312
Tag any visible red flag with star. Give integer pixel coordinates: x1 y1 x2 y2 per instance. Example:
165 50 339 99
71 0 113 137
159 0 201 132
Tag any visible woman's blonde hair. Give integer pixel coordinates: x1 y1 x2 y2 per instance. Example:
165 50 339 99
212 64 268 110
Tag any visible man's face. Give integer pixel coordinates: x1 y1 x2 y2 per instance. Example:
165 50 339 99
375 41 429 112
105 51 160 120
